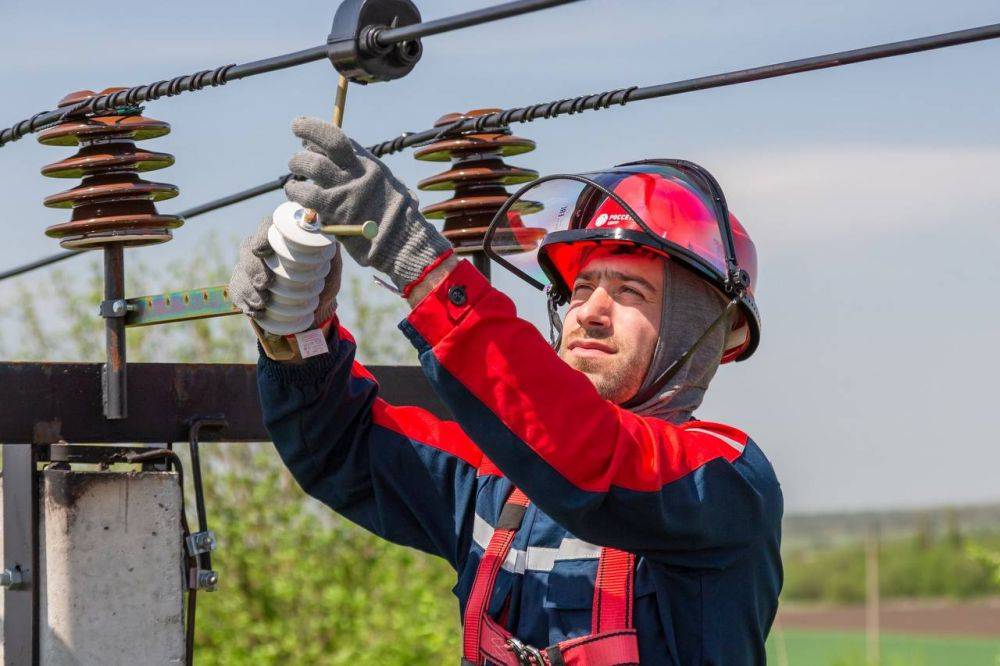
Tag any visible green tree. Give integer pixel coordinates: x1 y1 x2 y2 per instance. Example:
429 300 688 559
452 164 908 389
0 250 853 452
1 238 459 664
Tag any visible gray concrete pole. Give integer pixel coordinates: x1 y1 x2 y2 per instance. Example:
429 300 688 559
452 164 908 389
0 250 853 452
2 469 186 665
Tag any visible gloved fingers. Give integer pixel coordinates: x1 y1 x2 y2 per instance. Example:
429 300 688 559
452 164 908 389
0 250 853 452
313 246 343 326
245 216 274 258
230 281 268 315
347 138 405 184
347 137 380 163
291 117 357 167
288 150 350 190
235 240 274 291
283 178 338 214
227 262 270 314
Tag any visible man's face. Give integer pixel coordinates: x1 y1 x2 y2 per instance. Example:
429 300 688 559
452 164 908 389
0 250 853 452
557 248 665 403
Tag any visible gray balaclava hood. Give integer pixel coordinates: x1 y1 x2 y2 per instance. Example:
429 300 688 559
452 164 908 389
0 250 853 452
628 259 732 424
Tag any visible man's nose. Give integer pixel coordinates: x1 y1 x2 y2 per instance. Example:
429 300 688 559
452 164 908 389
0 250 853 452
576 287 613 329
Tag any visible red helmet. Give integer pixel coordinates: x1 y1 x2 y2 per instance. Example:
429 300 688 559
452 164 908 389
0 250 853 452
486 160 760 362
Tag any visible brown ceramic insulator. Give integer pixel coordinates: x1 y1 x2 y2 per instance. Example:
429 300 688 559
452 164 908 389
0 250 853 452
413 133 536 162
417 164 537 191
39 89 182 249
416 109 541 253
41 144 175 179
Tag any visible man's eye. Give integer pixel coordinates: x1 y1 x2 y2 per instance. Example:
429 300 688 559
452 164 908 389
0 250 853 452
620 286 644 299
571 284 594 299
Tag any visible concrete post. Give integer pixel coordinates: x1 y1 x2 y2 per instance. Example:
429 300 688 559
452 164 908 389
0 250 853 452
2 469 186 665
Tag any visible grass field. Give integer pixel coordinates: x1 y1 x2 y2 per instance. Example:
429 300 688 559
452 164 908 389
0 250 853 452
766 629 1000 665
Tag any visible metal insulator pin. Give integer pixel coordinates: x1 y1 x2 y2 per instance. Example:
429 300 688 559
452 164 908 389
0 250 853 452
319 220 379 239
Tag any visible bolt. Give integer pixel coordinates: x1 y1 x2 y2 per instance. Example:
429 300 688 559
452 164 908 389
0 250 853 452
198 570 219 590
1 567 24 588
295 207 321 231
195 533 216 550
112 300 126 315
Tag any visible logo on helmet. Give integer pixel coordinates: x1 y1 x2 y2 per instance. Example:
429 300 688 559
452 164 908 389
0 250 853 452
593 212 632 228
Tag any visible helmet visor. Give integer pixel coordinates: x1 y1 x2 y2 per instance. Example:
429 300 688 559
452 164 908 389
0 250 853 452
485 164 730 291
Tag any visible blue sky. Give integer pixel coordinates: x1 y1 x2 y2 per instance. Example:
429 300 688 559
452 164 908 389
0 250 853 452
1 0 998 512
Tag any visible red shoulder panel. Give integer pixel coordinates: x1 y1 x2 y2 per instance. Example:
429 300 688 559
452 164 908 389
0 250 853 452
405 265 749 493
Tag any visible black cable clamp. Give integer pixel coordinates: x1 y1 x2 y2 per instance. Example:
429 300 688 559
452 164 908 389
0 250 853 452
327 0 424 84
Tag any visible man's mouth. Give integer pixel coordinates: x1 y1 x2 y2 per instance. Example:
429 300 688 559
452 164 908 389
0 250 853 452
567 340 616 357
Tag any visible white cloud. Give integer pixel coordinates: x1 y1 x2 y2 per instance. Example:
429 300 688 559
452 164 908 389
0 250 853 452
711 144 1000 244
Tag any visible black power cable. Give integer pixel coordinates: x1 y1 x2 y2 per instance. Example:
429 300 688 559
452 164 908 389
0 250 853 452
368 21 1000 156
375 0 583 44
2 20 998 281
0 0 585 148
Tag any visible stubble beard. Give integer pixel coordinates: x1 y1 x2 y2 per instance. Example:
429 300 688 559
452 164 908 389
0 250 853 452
559 340 644 404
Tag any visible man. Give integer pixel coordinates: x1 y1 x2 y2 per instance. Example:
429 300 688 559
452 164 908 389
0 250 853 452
230 118 782 665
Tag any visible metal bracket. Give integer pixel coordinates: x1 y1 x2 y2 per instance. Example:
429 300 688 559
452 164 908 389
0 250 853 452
42 443 170 470
184 417 227 597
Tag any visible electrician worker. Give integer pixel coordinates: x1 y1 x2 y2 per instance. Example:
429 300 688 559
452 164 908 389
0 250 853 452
229 118 783 665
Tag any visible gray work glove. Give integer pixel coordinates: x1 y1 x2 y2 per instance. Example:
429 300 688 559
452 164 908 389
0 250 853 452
284 117 453 292
228 216 343 327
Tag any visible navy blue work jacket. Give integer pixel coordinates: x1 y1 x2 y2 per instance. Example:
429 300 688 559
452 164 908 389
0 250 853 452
258 260 783 664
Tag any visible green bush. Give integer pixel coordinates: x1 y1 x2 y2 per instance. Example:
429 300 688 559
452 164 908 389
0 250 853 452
194 444 459 665
782 533 1000 603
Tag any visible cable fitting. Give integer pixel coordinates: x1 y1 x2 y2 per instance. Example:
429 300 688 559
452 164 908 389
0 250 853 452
327 0 423 84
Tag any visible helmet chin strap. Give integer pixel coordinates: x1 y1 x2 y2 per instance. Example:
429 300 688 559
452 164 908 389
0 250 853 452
545 285 565 349
620 299 738 410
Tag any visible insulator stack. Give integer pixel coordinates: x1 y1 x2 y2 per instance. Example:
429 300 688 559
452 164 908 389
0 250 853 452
38 88 183 249
415 109 539 253
257 202 337 336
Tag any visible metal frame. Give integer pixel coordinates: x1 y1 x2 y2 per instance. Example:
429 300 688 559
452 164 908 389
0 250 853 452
0 361 447 665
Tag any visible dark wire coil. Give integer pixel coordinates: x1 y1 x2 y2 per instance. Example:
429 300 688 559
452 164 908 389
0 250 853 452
374 86 640 157
1 63 238 146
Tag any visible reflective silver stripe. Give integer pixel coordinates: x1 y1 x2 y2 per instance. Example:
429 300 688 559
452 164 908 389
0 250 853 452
685 427 746 453
472 513 601 574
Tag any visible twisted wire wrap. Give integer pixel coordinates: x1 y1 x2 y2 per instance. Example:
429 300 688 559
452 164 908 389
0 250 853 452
0 63 237 147
371 85 640 157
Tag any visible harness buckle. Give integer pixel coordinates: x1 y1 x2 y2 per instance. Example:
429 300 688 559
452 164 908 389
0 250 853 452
506 637 546 665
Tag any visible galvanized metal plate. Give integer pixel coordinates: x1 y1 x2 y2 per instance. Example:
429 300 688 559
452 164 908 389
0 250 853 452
125 285 238 327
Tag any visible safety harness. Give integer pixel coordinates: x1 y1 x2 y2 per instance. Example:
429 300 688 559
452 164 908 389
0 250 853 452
461 488 640 666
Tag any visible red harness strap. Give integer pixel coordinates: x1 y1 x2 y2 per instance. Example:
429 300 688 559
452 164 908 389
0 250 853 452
462 487 640 666
462 488 531 663
592 548 636 634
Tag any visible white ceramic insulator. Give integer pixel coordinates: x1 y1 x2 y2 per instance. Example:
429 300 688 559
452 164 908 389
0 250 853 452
256 202 339 336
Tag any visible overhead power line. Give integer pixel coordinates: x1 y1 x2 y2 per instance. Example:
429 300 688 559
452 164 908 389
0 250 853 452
2 20 997 282
0 0 585 148
368 22 1000 156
